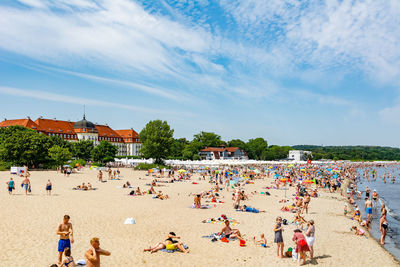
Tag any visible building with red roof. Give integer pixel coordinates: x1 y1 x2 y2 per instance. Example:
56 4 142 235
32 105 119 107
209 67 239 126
0 116 142 156
199 146 247 160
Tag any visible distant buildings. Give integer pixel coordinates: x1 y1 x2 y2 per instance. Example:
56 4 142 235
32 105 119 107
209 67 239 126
288 150 312 161
0 116 142 156
199 146 247 160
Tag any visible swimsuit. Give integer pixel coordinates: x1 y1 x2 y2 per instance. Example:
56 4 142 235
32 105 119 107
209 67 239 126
366 207 373 214
58 239 71 252
46 185 52 190
382 222 388 230
64 257 74 266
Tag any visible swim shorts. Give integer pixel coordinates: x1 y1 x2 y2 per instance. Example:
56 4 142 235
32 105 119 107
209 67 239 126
366 207 373 214
58 239 71 252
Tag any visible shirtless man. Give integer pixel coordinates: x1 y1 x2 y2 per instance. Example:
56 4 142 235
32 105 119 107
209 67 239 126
85 237 111 267
302 193 311 214
22 176 30 195
194 194 201 208
97 171 103 182
57 215 74 264
372 190 379 208
219 220 244 241
365 197 373 221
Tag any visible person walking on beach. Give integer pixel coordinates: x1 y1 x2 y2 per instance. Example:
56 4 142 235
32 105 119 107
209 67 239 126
305 220 315 260
85 237 111 267
380 210 388 245
98 170 103 182
365 198 373 221
274 217 285 258
292 229 310 266
21 176 30 195
46 179 52 196
57 215 74 264
6 178 15 195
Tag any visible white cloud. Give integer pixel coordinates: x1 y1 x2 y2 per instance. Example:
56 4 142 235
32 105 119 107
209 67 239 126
0 85 169 114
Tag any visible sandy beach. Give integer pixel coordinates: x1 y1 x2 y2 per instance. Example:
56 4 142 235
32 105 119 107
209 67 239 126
1 168 398 267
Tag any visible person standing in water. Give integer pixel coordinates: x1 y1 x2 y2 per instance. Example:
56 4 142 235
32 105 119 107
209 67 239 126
380 208 388 245
365 198 373 221
372 189 379 209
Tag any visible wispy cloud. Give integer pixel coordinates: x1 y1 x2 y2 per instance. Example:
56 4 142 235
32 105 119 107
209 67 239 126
0 85 169 114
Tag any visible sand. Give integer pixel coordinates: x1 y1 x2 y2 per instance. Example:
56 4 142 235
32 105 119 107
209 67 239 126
0 168 398 267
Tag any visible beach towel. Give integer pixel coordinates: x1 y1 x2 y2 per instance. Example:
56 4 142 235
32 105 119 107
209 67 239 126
190 204 211 209
202 218 239 226
160 245 188 253
202 233 237 241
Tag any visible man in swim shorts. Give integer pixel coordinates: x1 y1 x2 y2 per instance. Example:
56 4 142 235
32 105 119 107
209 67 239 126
365 198 373 221
57 215 74 264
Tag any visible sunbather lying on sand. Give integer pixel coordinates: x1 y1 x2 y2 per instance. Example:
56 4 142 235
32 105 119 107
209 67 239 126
143 232 189 253
239 205 266 213
156 191 169 200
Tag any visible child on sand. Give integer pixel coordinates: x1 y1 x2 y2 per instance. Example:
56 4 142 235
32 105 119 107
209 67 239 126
352 226 365 236
254 233 267 247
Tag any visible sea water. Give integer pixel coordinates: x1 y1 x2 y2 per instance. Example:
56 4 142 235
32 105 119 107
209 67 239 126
355 167 400 261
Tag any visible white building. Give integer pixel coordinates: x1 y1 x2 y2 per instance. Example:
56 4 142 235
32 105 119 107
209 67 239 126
288 150 312 161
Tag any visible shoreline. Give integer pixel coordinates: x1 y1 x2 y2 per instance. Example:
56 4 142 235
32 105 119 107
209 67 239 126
343 176 400 264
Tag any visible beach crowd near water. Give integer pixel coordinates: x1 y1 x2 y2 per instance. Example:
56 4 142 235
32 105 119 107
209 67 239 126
2 161 400 266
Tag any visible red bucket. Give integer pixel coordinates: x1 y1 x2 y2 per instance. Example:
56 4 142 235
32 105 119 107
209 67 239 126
240 240 246 247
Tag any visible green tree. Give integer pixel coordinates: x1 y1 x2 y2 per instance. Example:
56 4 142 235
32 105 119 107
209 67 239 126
49 135 71 150
92 141 118 164
49 145 72 167
139 120 174 164
182 140 204 160
193 131 222 147
262 145 292 160
72 140 94 161
0 126 52 167
228 139 246 150
171 138 189 158
246 138 268 160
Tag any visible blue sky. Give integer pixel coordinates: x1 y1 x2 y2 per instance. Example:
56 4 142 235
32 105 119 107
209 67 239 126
0 0 400 146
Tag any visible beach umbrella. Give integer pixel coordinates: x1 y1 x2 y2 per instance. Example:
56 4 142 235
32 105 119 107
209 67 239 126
280 178 289 183
148 169 153 173
300 169 306 172
178 169 187 173
303 180 313 184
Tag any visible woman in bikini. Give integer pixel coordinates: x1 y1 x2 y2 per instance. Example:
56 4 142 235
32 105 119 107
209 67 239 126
143 232 188 253
380 211 388 245
59 248 75 267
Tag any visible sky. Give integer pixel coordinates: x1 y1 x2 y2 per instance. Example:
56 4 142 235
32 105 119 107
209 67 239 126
0 0 400 146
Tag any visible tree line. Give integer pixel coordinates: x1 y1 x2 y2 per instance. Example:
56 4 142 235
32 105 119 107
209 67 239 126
0 126 118 169
139 120 291 163
292 145 400 161
2 122 400 169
